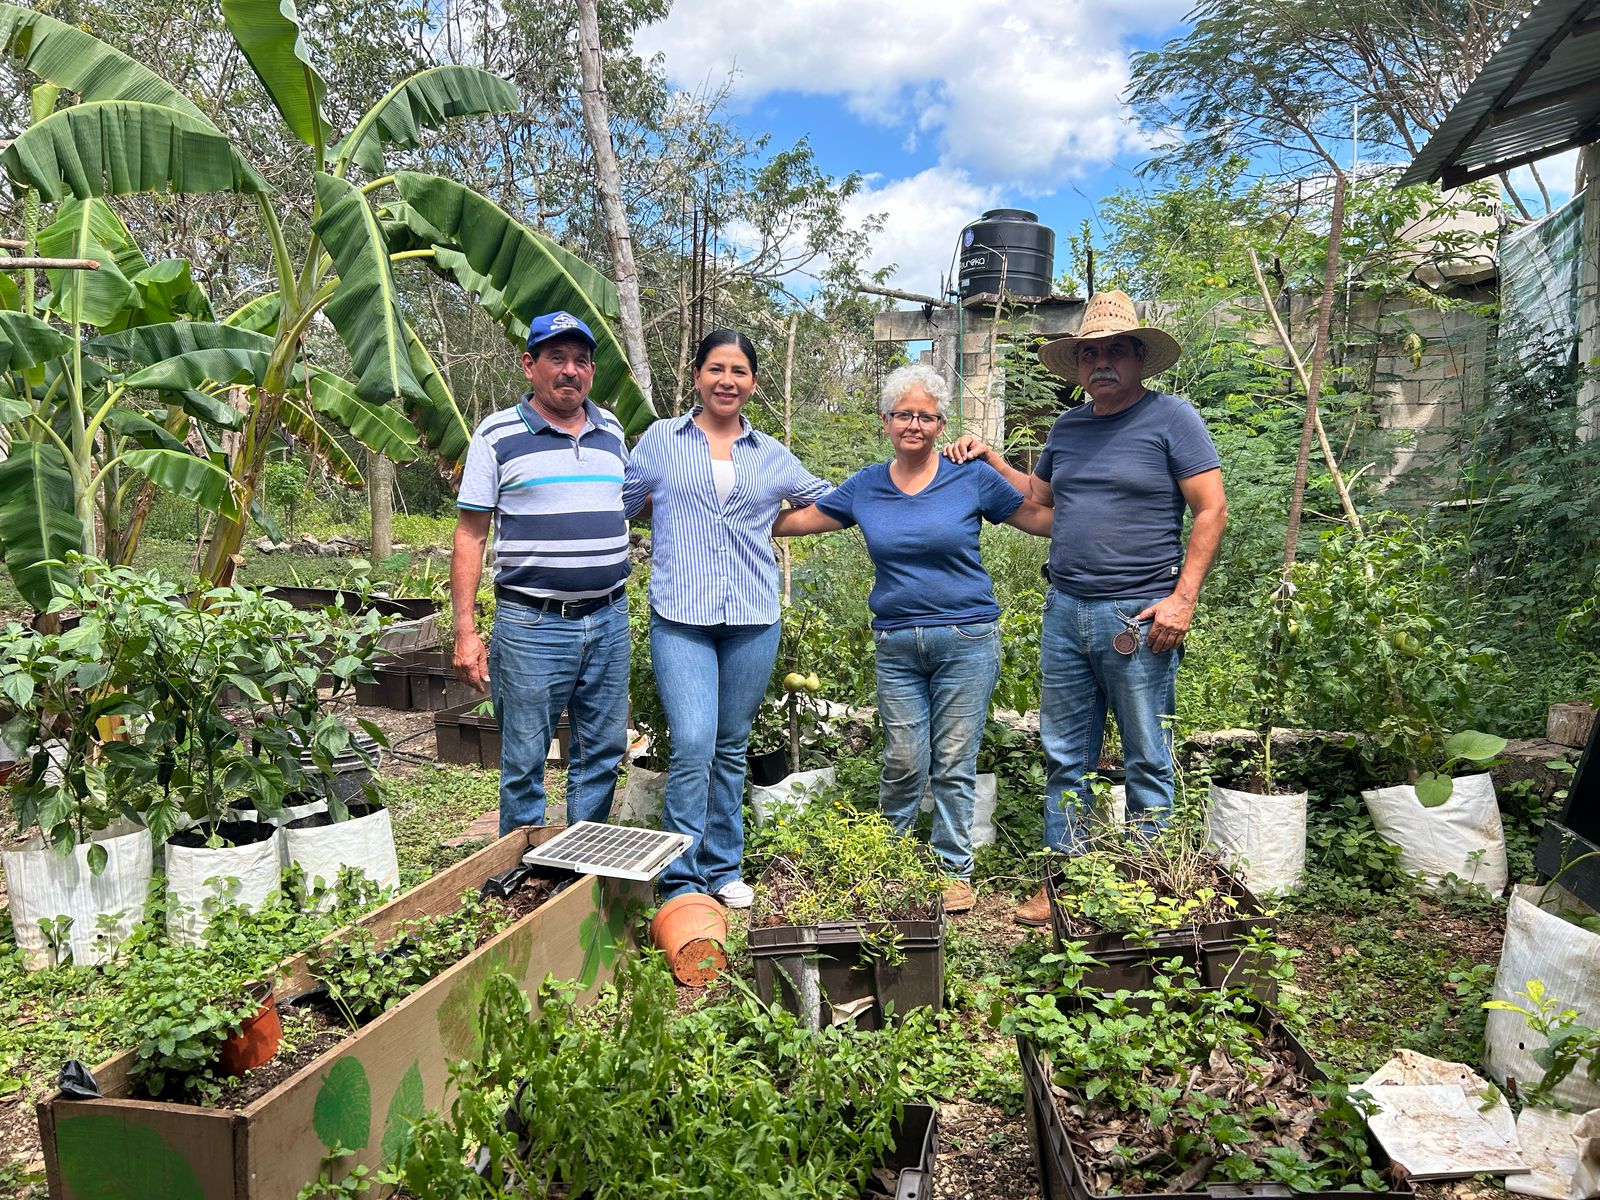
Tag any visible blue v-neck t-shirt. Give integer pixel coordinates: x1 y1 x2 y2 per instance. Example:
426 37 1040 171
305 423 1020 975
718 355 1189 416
816 457 1022 630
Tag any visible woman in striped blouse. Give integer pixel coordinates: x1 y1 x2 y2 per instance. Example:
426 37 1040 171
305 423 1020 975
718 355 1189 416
623 330 832 907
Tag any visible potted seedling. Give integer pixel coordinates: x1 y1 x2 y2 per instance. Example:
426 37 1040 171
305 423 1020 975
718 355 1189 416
1200 584 1311 895
243 592 397 909
0 562 162 969
746 799 947 1028
1290 526 1509 893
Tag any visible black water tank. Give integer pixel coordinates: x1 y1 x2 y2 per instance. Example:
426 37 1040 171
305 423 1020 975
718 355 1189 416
958 209 1055 300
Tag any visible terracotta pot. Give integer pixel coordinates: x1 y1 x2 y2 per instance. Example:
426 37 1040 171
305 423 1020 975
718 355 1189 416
218 982 282 1077
650 893 727 987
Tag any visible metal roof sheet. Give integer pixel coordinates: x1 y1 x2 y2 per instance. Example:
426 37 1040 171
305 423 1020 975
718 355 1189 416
1400 0 1600 187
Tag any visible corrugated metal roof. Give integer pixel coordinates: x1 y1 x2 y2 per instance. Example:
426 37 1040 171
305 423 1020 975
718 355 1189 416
1400 0 1600 187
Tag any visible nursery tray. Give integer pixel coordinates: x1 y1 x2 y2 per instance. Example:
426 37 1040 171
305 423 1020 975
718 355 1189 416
355 651 479 711
749 904 946 1031
38 827 651 1200
434 702 571 769
1045 858 1276 997
1018 1009 1411 1200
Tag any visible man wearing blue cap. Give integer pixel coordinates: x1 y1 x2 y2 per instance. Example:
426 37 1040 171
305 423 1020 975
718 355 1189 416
452 311 632 834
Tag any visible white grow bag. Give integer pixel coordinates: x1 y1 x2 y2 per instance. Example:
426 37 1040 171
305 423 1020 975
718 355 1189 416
1205 783 1308 895
917 773 1000 846
614 762 668 827
165 827 284 944
1361 772 1508 894
283 805 400 910
750 768 837 826
1485 884 1600 1112
2 820 153 970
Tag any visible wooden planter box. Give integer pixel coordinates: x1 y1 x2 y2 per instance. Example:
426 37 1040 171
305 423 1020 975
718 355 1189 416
1045 858 1276 996
37 828 649 1200
1018 1013 1409 1200
749 905 946 1031
434 703 571 768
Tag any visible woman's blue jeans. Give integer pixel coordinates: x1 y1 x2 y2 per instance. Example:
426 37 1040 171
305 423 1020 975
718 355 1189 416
489 592 631 836
875 621 1001 880
651 613 782 899
1039 587 1180 853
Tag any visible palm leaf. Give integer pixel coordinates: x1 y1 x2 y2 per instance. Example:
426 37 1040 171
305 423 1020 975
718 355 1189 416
392 172 650 435
312 171 424 404
122 447 237 515
400 319 471 468
298 368 421 461
3 101 270 202
124 347 270 392
93 321 273 364
0 4 212 125
0 441 83 609
281 396 363 486
36 199 137 327
334 66 518 174
0 311 73 371
219 0 333 149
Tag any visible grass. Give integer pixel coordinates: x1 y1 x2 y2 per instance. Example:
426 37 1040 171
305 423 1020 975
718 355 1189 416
384 764 506 889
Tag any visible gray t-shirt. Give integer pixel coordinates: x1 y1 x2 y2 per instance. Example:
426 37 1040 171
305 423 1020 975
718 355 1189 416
1033 391 1220 600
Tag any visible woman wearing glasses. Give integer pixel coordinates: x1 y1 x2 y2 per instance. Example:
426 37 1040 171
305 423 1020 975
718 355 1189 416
773 364 1049 912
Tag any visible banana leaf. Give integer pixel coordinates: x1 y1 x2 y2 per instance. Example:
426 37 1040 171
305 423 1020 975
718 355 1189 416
220 0 334 149
334 65 518 174
0 441 83 609
0 310 73 372
92 321 273 364
36 198 137 327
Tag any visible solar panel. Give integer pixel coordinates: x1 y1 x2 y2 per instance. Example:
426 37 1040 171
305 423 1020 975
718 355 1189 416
521 822 691 881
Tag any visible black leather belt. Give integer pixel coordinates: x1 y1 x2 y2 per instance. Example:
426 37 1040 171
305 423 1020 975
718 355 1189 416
495 584 626 619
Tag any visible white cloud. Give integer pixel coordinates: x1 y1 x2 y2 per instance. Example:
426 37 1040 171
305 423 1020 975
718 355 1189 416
1508 149 1579 212
844 167 1003 296
634 0 1187 187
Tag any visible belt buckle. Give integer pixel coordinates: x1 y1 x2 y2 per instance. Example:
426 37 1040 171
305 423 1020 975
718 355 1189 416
559 597 584 619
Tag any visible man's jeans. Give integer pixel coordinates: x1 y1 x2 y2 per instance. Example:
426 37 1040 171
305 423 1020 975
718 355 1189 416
489 593 630 836
651 613 782 900
1040 587 1180 853
875 621 1001 880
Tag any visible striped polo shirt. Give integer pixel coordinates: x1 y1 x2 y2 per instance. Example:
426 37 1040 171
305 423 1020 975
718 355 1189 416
623 409 831 626
457 395 630 601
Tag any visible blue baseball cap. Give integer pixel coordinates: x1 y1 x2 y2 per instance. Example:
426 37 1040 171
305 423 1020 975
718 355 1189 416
526 311 597 352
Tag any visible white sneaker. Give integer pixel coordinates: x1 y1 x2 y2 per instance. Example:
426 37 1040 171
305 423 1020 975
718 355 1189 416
715 879 754 909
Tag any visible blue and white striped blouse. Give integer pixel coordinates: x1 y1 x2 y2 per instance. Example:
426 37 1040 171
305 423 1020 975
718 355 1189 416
623 410 832 626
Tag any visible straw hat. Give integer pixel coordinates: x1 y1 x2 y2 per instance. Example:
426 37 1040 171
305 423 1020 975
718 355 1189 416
1038 290 1182 380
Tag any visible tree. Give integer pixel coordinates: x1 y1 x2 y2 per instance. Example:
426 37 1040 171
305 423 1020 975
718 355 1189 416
0 0 650 599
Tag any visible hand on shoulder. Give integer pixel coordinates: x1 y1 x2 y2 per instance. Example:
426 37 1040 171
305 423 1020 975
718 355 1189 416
943 435 990 464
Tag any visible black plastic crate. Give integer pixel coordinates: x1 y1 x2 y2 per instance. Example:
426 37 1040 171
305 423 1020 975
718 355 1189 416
434 703 570 769
749 906 946 1031
356 652 478 711
1045 858 1276 996
1018 1014 1409 1200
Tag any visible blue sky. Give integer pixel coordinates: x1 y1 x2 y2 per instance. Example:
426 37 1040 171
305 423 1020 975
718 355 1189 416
633 0 1195 298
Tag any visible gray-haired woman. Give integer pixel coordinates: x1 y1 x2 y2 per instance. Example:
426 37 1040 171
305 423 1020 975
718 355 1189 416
772 364 1049 911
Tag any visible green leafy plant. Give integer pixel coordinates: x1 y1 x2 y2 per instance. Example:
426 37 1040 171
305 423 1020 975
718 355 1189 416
1483 980 1600 1109
399 953 922 1198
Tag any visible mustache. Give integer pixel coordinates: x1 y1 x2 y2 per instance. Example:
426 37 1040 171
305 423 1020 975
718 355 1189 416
1090 369 1119 383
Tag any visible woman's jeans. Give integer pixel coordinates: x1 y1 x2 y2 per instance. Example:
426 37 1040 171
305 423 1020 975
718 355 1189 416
489 592 631 836
875 621 1002 880
651 613 782 900
1040 587 1180 853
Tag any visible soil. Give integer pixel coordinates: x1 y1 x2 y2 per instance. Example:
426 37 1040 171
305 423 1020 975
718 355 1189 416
209 1006 347 1109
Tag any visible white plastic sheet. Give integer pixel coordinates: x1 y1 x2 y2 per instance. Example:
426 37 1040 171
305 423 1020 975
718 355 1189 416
1361 772 1508 893
1506 1108 1600 1200
1359 1049 1522 1179
165 828 284 944
2 820 152 970
283 807 400 910
1486 885 1600 1111
1205 783 1308 895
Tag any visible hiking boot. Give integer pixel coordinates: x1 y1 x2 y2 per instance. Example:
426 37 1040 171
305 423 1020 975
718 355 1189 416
1014 885 1053 927
942 879 976 914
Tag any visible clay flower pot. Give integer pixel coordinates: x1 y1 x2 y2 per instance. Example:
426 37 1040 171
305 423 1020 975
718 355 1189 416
650 893 727 987
218 982 282 1077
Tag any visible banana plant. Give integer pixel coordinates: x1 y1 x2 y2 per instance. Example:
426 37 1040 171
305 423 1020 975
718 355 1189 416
0 1 653 597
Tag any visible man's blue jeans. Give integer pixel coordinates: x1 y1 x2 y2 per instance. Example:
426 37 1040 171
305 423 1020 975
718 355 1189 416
875 622 1001 880
489 593 630 836
1040 587 1180 853
650 613 781 900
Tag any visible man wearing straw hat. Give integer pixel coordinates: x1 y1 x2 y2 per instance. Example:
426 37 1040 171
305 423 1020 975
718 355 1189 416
946 290 1228 925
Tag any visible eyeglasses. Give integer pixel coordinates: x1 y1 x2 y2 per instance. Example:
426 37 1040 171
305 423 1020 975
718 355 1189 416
887 411 945 427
